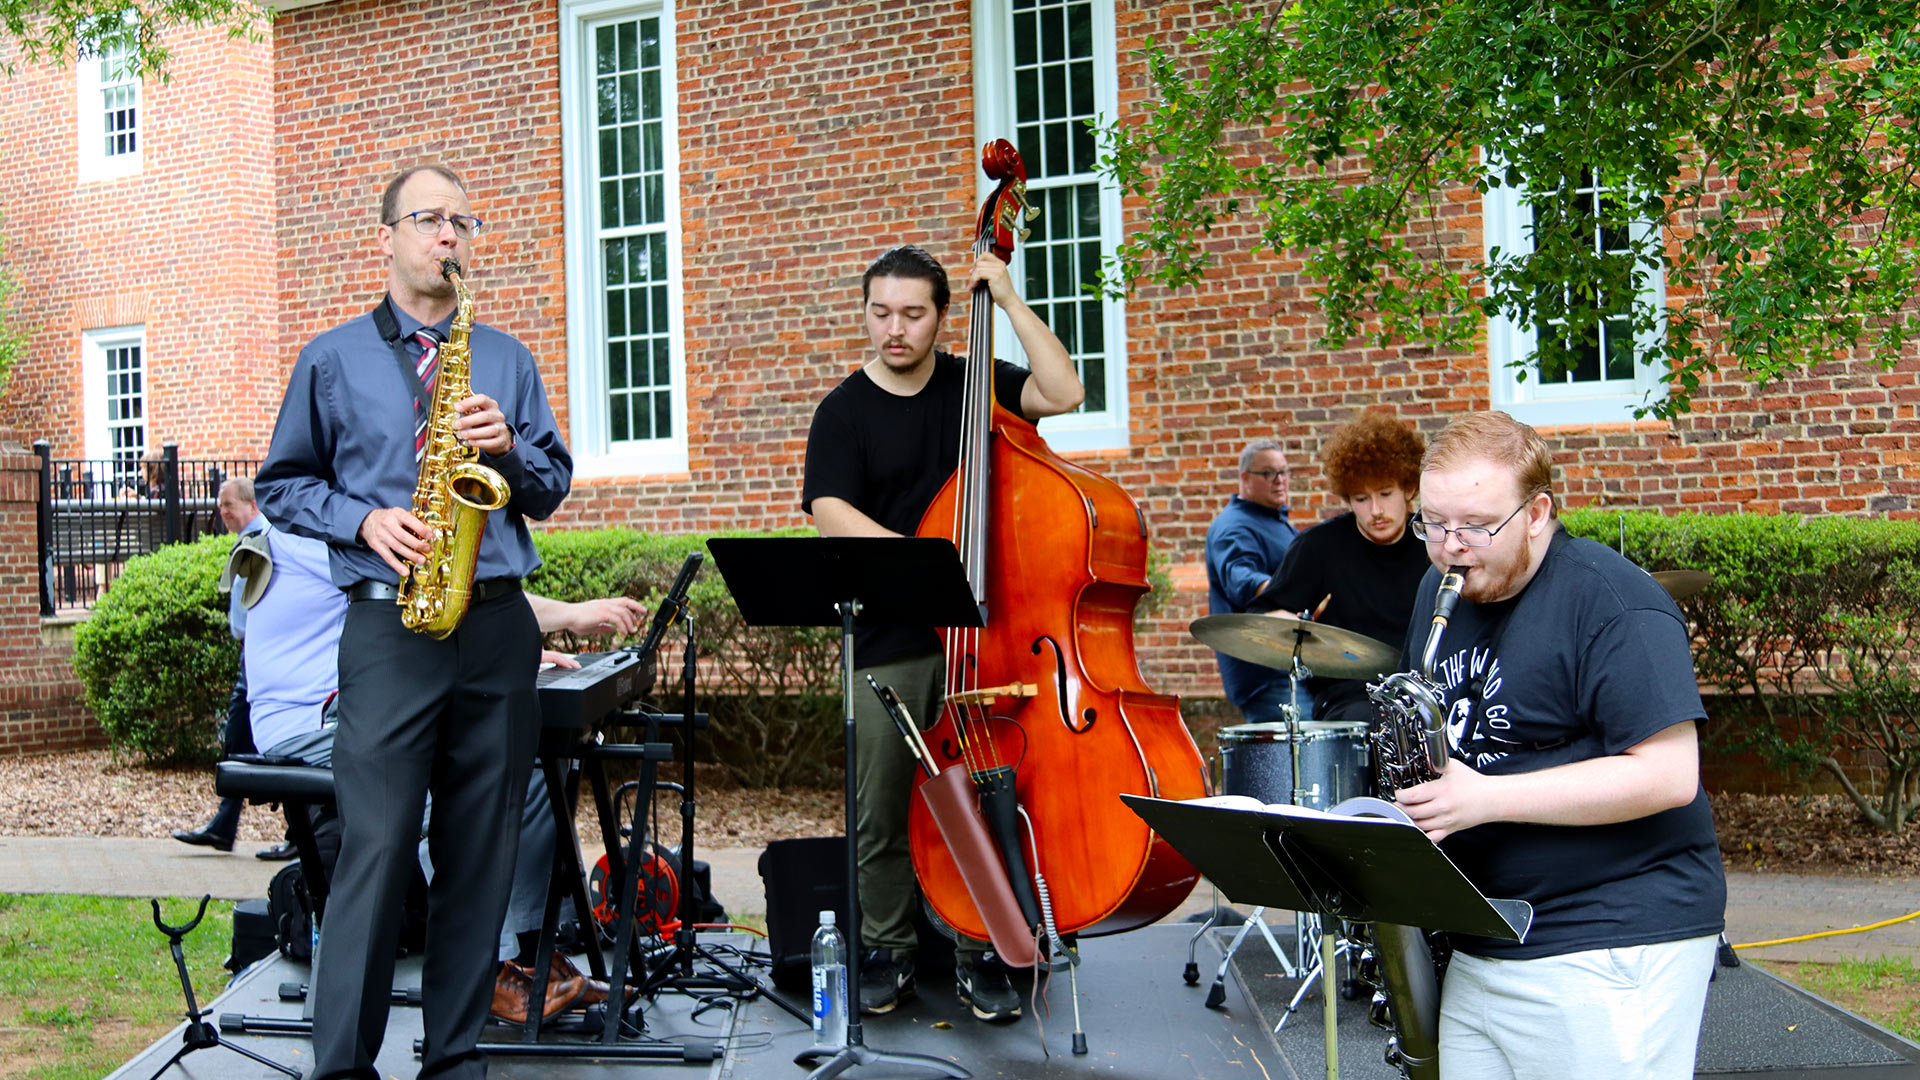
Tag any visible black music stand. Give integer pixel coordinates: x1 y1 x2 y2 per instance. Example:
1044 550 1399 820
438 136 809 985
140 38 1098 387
1123 794 1533 1078
706 536 980 1080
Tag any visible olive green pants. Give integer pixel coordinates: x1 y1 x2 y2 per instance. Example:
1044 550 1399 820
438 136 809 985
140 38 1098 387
852 650 984 963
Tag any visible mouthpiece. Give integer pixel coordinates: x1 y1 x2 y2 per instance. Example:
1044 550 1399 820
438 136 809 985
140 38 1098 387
439 257 463 280
1417 566 1469 682
1431 566 1467 629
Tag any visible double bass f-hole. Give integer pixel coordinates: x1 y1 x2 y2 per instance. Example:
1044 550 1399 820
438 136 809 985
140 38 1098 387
1031 635 1091 733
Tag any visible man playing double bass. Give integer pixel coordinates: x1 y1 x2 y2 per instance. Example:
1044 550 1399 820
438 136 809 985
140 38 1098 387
801 244 1084 1023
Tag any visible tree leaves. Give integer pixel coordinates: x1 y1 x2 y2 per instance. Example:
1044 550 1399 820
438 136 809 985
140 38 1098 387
0 0 264 83
1097 0 1920 417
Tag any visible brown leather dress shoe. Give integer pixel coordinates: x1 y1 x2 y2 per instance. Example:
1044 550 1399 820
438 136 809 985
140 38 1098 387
490 960 584 1023
550 952 609 1007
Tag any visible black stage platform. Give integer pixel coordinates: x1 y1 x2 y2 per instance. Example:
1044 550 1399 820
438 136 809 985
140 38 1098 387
112 922 1920 1079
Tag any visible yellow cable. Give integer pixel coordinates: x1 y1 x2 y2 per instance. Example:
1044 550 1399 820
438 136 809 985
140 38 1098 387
1733 909 1920 950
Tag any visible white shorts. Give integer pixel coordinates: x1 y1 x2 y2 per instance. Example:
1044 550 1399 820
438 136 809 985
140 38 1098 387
1437 934 1718 1080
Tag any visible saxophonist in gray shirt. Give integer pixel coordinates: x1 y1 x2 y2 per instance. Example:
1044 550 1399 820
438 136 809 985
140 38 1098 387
257 163 572 1080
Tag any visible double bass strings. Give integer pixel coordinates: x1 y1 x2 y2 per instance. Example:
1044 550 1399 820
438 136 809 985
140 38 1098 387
940 245 1007 778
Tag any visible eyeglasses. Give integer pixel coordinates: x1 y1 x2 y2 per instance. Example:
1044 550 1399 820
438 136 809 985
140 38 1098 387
1245 469 1289 482
387 210 485 238
1409 495 1540 547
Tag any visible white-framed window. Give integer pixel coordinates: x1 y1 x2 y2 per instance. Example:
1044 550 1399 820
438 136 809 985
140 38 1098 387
1483 171 1667 426
76 25 141 182
974 0 1129 451
82 326 147 489
559 0 687 478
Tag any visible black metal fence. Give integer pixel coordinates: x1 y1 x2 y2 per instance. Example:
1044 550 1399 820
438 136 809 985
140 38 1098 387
35 440 263 614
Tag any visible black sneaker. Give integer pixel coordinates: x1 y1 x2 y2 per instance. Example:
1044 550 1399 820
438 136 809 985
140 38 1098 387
955 952 1020 1022
857 948 915 1016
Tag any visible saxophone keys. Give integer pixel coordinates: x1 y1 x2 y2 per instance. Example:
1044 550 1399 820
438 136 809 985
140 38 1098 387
1368 990 1395 1030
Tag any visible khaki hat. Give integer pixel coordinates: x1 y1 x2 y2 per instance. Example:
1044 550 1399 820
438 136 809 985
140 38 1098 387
219 532 274 609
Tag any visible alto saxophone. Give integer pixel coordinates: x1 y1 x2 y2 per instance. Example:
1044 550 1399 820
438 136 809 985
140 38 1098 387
396 258 512 638
1357 565 1467 1080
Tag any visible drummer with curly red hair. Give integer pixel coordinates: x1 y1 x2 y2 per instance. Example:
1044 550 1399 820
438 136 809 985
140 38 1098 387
1254 409 1433 727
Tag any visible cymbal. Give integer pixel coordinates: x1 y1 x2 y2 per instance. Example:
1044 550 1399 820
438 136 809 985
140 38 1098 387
1190 612 1400 680
1651 569 1713 602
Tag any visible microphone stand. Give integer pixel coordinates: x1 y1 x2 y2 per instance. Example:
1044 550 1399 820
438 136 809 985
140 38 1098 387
634 602 778 1008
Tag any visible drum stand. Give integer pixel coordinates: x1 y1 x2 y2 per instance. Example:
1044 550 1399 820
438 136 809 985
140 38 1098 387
1201 637 1351 1078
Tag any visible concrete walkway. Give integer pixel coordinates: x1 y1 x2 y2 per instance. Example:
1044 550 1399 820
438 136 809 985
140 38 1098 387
2 835 1913 966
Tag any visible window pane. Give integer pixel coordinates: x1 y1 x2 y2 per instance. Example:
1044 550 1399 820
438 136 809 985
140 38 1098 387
1045 121 1068 177
595 25 616 75
1042 4 1065 62
622 177 644 224
608 342 628 390
1082 355 1106 412
618 125 638 175
607 291 626 337
1016 125 1041 174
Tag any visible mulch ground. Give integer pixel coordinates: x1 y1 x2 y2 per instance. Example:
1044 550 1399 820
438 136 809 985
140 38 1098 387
1 750 1915 877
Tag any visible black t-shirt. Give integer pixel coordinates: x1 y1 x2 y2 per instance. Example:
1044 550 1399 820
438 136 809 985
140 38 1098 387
1405 528 1726 959
1257 512 1430 722
800 351 1031 667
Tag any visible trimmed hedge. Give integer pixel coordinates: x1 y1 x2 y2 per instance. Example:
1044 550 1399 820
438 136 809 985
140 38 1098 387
71 533 238 764
70 526 847 783
1562 509 1920 833
527 527 843 787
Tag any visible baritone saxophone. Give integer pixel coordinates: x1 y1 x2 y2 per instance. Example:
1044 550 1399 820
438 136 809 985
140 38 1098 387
396 257 511 638
1355 565 1467 1080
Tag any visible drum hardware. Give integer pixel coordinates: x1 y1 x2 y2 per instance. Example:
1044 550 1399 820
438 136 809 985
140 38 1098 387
1651 569 1713 601
1191 614 1391 1079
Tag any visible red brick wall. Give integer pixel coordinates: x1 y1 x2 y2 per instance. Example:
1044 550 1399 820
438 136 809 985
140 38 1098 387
0 3 1907 756
262 0 1920 708
0 25 276 755
0 27 278 460
0 437 95 754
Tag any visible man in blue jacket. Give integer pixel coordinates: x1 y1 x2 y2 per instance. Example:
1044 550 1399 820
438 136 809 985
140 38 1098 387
1203 439 1305 722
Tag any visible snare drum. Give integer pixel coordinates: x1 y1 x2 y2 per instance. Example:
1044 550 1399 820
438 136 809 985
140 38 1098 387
1218 720 1370 811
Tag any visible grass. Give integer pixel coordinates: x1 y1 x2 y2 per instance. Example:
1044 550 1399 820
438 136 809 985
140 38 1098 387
1755 954 1920 1043
0 894 237 1080
0 895 769 1079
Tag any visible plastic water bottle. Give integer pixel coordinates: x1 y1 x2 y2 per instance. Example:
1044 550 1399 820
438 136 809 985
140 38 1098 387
810 910 848 1047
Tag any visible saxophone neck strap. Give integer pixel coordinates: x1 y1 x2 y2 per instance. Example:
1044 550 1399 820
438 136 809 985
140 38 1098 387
372 295 433 416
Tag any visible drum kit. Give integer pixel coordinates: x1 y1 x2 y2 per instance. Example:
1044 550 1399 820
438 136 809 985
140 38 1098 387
1180 566 1714 1025
1185 610 1401 1023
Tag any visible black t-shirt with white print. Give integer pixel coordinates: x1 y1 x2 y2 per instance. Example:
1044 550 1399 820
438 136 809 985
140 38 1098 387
1403 527 1726 960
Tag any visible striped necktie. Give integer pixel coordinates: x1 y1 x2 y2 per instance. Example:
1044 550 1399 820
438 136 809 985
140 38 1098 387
412 328 444 462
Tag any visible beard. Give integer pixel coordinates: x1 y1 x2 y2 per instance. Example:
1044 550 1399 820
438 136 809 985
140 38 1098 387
1459 541 1537 604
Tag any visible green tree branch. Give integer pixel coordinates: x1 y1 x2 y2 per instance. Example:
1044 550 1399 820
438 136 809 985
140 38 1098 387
1098 0 1920 417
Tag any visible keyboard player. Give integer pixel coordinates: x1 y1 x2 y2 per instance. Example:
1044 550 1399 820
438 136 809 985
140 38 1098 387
223 522 646 1023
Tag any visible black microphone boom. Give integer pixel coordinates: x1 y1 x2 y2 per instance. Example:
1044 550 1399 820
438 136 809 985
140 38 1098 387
634 552 704 661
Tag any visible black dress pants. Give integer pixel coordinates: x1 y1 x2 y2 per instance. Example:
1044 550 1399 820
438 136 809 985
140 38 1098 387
310 589 540 1080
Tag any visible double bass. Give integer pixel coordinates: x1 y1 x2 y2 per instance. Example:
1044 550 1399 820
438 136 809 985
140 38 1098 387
906 141 1208 945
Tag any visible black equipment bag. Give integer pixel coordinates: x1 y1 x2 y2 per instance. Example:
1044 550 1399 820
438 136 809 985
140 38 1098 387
228 897 276 973
758 837 849 991
756 836 954 992
267 861 313 961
